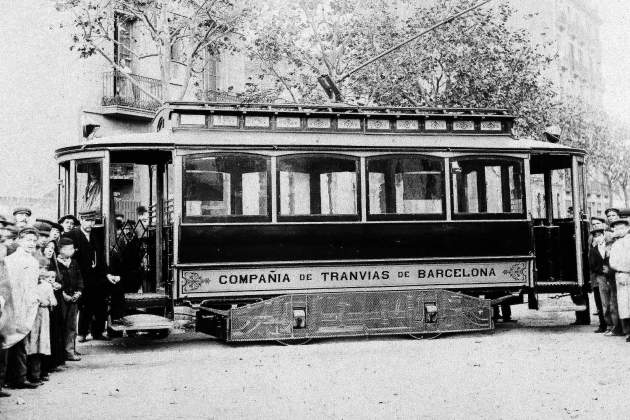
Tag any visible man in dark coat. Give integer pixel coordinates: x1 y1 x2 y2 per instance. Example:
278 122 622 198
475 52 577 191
62 211 108 341
589 217 608 333
590 224 622 336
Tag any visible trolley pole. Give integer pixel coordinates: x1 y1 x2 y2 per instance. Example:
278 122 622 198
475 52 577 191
318 0 494 102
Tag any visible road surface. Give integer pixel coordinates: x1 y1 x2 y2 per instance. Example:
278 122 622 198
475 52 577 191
2 304 630 420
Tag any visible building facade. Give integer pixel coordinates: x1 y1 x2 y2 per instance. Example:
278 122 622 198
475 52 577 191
511 0 611 216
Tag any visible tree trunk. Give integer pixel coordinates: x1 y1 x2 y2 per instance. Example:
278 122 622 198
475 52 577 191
606 175 614 207
158 1 172 101
623 184 629 208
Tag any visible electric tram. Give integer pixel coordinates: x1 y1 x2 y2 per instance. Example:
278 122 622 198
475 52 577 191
55 102 589 342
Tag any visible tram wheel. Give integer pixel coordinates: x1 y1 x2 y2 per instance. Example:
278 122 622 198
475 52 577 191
275 338 312 346
407 333 442 340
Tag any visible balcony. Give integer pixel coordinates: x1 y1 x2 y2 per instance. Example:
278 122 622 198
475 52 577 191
101 70 163 120
204 89 242 103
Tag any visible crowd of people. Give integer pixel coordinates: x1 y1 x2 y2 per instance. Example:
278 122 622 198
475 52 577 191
588 207 630 342
0 206 148 398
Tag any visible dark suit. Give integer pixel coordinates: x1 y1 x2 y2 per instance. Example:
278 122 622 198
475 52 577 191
62 228 107 338
588 243 608 330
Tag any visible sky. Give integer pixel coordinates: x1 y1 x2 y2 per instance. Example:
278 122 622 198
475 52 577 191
0 0 629 199
597 0 630 123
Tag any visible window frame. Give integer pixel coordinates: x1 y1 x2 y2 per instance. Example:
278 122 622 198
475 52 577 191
182 152 272 223
365 154 446 221
276 153 361 222
450 155 527 220
75 158 104 224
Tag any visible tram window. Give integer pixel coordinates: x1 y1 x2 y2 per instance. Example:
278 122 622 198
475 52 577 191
552 168 573 219
451 158 524 217
367 156 444 217
183 154 270 221
76 160 102 219
278 155 358 218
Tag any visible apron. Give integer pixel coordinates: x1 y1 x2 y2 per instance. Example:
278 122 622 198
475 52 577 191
616 272 630 319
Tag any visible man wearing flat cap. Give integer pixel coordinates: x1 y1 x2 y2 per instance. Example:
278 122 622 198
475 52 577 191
0 227 40 389
62 211 108 341
12 208 32 230
608 218 630 341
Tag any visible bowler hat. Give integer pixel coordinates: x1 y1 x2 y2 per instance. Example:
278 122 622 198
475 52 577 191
590 226 606 234
12 207 32 217
37 219 63 232
32 220 52 235
58 214 80 225
610 218 630 227
58 237 74 248
590 216 606 224
605 208 620 216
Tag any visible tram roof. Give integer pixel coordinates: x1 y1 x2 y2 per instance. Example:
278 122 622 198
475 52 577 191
56 102 585 157
55 129 584 158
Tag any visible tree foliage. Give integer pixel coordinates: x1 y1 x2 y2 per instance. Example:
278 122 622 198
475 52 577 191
243 0 556 138
54 0 247 101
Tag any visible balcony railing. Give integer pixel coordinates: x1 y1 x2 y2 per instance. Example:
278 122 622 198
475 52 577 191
204 89 242 103
102 70 163 112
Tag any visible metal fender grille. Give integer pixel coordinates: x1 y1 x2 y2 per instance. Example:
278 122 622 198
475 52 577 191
227 290 492 342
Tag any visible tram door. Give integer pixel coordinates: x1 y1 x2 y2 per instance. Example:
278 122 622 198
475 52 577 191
108 152 173 308
529 154 588 292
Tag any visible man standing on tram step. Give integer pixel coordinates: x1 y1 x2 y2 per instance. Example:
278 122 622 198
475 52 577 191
589 224 620 335
63 211 108 341
608 218 630 342
589 217 608 332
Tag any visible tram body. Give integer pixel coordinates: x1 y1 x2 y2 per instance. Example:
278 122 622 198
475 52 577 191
55 102 588 342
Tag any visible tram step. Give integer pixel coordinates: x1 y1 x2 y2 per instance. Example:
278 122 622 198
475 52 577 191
125 293 169 310
534 281 581 293
536 294 587 312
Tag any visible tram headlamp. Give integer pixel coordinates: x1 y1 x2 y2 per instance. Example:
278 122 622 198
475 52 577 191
293 308 306 329
424 303 438 323
81 114 101 139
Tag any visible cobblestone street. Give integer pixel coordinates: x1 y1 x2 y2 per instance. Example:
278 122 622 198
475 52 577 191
3 304 630 420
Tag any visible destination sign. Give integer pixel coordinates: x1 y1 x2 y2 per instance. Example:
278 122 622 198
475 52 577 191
179 260 530 295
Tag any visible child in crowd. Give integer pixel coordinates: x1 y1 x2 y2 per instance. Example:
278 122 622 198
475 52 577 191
25 265 57 384
56 238 83 361
41 240 66 372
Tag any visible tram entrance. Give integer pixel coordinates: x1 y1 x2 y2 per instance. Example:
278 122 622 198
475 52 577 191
529 154 588 295
108 151 173 316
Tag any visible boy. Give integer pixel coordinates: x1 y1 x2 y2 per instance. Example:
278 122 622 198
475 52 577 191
26 266 57 384
56 238 84 361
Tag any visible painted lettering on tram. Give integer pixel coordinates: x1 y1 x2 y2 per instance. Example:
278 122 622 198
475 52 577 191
218 272 291 284
179 261 529 294
417 267 496 279
321 270 390 281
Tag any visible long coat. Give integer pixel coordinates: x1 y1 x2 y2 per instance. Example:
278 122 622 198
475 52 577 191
26 282 56 355
609 234 630 319
62 229 105 290
2 248 39 349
